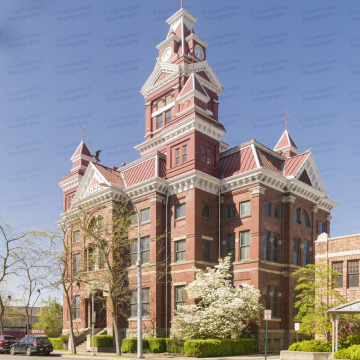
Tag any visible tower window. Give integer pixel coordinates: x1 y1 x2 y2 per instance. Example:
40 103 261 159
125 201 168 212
272 287 279 318
273 204 280 219
176 148 180 165
183 145 187 162
73 230 80 243
157 114 163 129
175 286 186 310
294 208 301 224
166 109 171 124
74 296 80 320
157 100 164 110
320 222 325 233
264 201 271 216
207 148 211 165
140 208 150 223
201 146 205 162
165 95 172 106
226 204 236 219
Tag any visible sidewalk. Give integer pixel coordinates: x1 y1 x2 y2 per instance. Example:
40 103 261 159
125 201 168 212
54 350 280 360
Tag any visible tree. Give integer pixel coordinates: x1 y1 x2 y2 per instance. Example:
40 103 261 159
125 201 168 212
172 256 263 339
32 296 63 337
292 261 347 340
0 216 34 335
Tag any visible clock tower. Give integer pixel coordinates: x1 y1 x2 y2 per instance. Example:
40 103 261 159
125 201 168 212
137 7 229 179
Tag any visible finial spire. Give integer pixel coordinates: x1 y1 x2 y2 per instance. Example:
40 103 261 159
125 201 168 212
282 107 291 131
80 119 87 141
181 0 183 8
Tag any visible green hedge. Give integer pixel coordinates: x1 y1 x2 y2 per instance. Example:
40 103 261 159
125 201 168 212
121 338 150 353
166 338 185 353
184 339 257 357
60 333 69 343
90 335 113 347
288 340 332 352
148 338 167 353
49 338 63 350
334 345 360 359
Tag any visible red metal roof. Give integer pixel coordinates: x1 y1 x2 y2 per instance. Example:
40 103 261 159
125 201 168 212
93 163 124 187
274 130 299 151
284 153 309 176
197 71 211 82
59 172 79 183
256 148 282 175
122 158 156 187
159 158 166 178
219 146 257 178
178 73 209 99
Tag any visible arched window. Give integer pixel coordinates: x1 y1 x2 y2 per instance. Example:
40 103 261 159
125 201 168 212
302 211 310 227
89 216 106 230
293 208 301 224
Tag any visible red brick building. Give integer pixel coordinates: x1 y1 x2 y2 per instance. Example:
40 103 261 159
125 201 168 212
59 6 338 352
315 233 360 302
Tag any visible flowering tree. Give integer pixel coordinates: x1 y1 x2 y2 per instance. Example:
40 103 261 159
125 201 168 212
172 257 263 339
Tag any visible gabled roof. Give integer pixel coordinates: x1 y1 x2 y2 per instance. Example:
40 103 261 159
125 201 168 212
284 153 309 176
274 130 299 153
328 300 360 314
121 158 156 187
93 164 124 187
71 141 93 160
177 73 210 104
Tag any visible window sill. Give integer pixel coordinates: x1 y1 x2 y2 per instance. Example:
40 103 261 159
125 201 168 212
175 217 186 221
127 317 151 321
72 319 81 323
240 214 251 219
347 288 359 291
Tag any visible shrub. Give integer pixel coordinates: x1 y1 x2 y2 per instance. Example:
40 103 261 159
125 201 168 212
351 345 360 360
288 340 331 352
121 338 149 353
334 347 352 359
49 338 63 350
184 339 257 357
148 338 167 353
60 333 69 343
166 338 185 354
90 335 113 347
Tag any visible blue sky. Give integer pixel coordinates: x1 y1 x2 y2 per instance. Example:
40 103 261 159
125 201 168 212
1 1 359 301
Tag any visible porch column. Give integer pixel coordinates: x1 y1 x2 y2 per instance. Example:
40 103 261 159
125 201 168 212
332 313 335 355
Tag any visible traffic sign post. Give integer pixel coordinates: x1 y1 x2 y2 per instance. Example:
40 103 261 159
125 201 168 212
295 323 300 343
264 310 271 360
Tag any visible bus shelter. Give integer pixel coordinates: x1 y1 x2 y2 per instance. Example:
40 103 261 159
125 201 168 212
328 300 360 355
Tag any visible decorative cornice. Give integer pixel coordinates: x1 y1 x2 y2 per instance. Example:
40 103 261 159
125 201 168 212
185 33 209 48
249 185 266 195
149 194 166 203
326 215 332 221
59 174 83 191
151 101 175 118
134 115 226 156
312 205 319 213
156 34 181 50
281 195 296 203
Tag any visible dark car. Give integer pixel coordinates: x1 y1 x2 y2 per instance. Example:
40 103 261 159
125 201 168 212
0 336 18 353
10 336 53 356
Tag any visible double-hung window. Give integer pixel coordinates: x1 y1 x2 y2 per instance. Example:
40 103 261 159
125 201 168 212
157 114 163 129
294 208 301 224
263 231 270 261
129 289 150 318
74 296 80 320
333 262 343 288
183 146 187 162
303 240 310 267
226 233 235 262
349 261 359 287
73 253 80 275
203 240 212 262
240 230 250 260
272 287 279 318
240 201 250 216
175 286 186 310
176 149 180 166
140 208 150 223
175 203 186 219
273 233 279 262
320 222 325 233
175 240 186 262
207 148 211 165
293 237 301 265
129 240 137 266
264 201 271 216
166 109 171 124
73 230 80 243
201 146 205 162
202 204 211 219
263 285 270 310
273 204 280 219
226 204 236 219
129 290 137 318
141 236 150 264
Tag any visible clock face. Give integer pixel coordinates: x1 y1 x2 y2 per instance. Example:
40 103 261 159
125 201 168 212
162 47 172 62
194 45 204 61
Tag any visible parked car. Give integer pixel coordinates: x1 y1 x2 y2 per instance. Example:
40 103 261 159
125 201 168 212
0 336 18 353
10 336 53 356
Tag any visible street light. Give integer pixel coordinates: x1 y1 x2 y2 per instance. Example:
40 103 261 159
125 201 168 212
30 289 41 335
99 182 143 358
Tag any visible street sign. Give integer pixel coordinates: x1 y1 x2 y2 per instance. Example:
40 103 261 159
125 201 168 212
30 329 46 335
264 310 272 320
295 323 300 331
92 311 96 323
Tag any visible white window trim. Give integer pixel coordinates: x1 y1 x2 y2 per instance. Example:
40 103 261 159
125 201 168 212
151 101 175 118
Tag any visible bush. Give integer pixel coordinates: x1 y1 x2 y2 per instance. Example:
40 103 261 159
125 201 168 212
184 339 257 357
166 338 185 353
60 333 69 343
351 345 360 360
90 335 113 347
288 340 332 352
121 338 149 353
148 338 167 353
334 347 352 359
49 338 63 350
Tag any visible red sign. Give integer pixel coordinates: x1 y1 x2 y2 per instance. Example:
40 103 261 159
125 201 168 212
30 329 46 335
264 310 272 320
